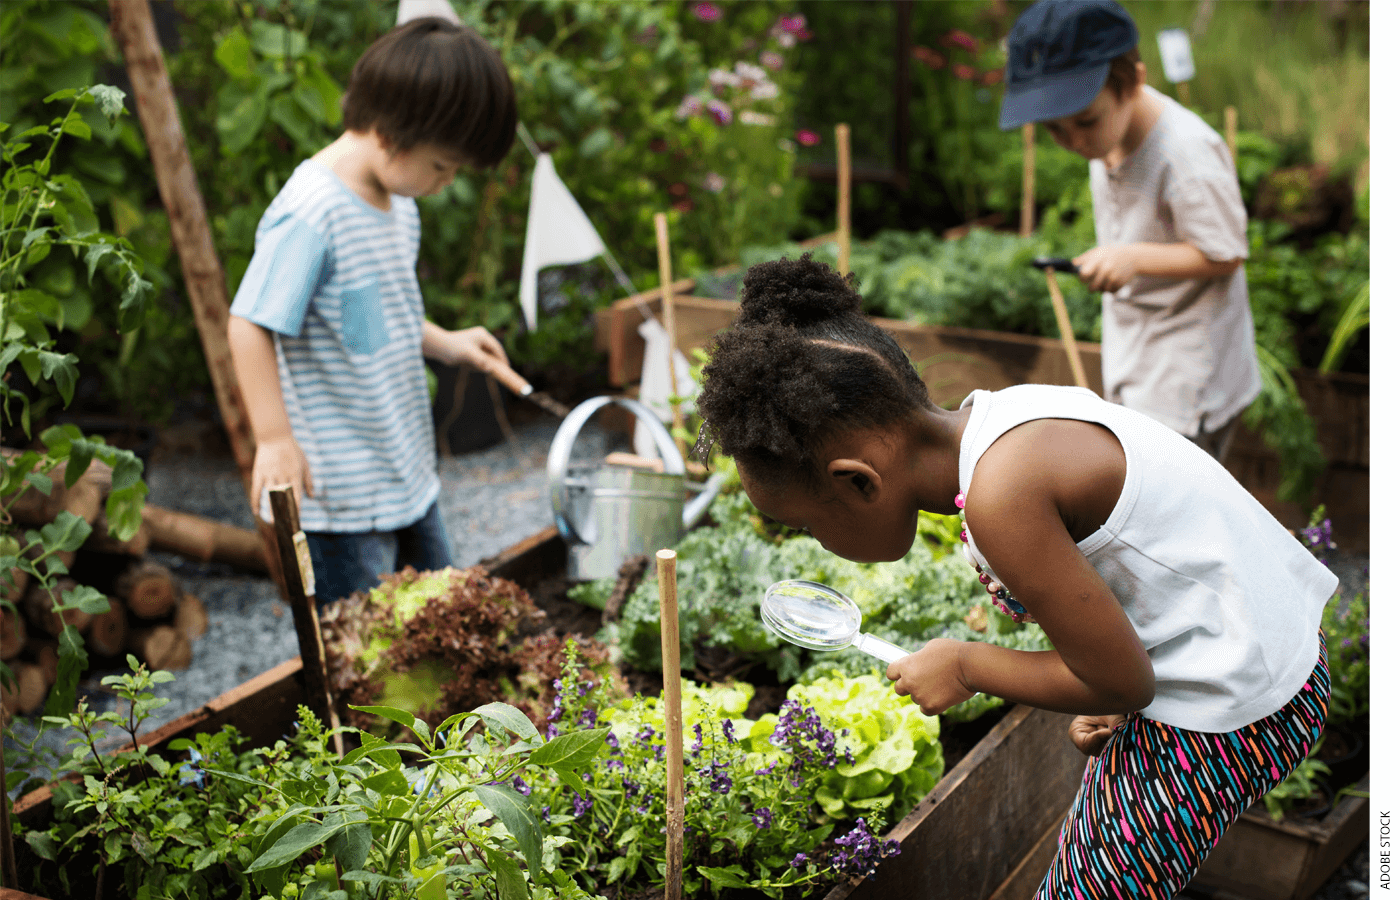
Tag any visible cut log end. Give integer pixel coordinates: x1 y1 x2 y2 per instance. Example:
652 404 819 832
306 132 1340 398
174 592 209 641
1 604 26 660
86 597 129 658
127 624 193 672
117 560 180 618
1 661 48 718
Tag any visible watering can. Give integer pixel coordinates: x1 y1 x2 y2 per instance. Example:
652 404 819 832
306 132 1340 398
547 395 726 580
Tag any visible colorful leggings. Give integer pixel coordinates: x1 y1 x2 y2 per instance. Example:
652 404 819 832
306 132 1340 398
1035 634 1331 899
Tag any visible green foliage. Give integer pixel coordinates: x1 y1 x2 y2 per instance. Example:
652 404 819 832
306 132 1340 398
523 645 900 897
2 85 151 748
1262 737 1330 823
758 673 943 824
23 657 612 900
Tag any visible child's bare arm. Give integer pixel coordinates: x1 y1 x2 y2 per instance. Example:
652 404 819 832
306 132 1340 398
227 315 314 516
1073 242 1241 293
888 420 1155 717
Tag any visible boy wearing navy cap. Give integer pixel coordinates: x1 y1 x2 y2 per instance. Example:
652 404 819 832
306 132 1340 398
1001 0 1259 461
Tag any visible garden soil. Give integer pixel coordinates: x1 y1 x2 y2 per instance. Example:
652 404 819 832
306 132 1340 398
7 413 1369 898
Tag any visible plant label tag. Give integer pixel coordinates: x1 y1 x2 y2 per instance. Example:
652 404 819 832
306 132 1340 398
1157 28 1195 84
293 530 316 598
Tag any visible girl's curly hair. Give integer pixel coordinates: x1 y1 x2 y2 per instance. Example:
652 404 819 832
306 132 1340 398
695 254 931 487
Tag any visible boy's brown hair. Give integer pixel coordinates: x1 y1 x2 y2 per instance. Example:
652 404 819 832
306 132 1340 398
1104 47 1143 99
342 17 517 167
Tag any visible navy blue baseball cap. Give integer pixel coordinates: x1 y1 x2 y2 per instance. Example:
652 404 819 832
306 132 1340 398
998 0 1139 130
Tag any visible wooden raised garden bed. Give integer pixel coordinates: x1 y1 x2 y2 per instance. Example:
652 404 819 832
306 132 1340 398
596 294 1369 552
12 525 1091 900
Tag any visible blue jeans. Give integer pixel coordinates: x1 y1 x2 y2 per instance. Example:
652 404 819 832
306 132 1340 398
303 501 454 606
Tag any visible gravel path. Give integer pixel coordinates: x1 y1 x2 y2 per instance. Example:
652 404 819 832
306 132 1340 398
6 417 1369 897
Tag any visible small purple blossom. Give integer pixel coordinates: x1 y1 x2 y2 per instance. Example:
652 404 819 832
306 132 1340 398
751 807 774 829
572 792 593 817
511 775 532 797
705 99 733 126
791 852 810 868
692 723 705 751
831 818 901 878
721 719 736 743
760 50 784 70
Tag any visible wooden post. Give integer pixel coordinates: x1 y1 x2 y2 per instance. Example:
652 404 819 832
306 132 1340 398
656 548 684 900
1224 105 1238 162
267 485 343 755
1020 123 1036 237
836 123 851 275
108 0 286 597
0 720 13 888
1042 269 1089 389
652 214 687 458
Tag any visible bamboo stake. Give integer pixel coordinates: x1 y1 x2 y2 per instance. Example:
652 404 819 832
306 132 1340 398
1224 105 1237 162
656 548 683 900
108 0 286 597
268 485 343 756
836 123 851 275
652 214 687 460
1042 268 1090 389
1021 123 1036 237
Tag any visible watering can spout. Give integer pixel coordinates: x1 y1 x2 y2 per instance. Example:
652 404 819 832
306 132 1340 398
683 471 728 530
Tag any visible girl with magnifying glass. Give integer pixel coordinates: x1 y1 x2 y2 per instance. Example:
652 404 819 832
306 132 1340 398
693 254 1335 898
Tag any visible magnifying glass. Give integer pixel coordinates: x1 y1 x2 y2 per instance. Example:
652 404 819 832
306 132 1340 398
761 580 911 664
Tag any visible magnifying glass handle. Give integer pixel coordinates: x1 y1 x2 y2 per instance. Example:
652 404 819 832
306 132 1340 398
854 632 911 664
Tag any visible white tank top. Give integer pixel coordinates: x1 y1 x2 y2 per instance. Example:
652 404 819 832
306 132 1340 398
957 384 1336 732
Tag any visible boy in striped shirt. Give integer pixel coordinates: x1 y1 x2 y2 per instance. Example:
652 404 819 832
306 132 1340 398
228 17 517 604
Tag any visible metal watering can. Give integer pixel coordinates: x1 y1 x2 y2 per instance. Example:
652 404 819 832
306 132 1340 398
547 396 726 580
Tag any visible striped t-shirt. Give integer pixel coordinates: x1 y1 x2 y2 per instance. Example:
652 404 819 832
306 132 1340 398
231 160 438 532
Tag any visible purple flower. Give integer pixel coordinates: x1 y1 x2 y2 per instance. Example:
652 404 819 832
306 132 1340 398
751 807 774 829
832 819 901 878
705 99 733 126
511 775 531 797
676 95 703 120
722 719 736 743
691 2 722 22
572 792 593 817
791 852 810 868
760 50 784 70
692 723 705 751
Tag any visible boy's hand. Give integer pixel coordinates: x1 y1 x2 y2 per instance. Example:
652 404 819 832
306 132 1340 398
250 435 314 519
1073 245 1139 292
446 326 508 373
886 638 976 716
1068 714 1126 757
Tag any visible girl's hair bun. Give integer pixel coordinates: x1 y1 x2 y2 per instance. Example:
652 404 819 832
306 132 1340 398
737 254 861 327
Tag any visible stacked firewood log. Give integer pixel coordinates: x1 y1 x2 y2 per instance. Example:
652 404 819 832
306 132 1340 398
1 453 264 720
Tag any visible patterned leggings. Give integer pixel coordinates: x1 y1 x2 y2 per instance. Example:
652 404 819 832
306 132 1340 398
1035 634 1331 899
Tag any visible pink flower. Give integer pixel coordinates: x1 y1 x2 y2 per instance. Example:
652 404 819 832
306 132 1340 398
760 50 784 70
675 95 703 120
981 68 1003 86
952 64 976 81
703 172 726 193
779 14 807 34
771 14 812 45
795 129 821 147
668 182 690 198
940 29 979 53
672 198 695 212
706 99 733 126
692 2 722 22
912 46 947 70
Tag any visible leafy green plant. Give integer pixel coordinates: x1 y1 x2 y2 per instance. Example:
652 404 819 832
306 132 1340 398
1262 737 1331 823
522 645 902 898
24 656 613 900
756 672 943 824
2 85 150 738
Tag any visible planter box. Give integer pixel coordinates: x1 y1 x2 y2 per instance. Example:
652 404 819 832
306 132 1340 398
597 295 1368 551
12 526 1090 900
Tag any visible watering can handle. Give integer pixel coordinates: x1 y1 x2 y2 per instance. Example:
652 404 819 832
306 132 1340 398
546 396 686 546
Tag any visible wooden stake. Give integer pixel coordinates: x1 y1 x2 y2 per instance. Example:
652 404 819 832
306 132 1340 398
1021 123 1036 237
1042 268 1090 389
652 214 687 460
836 123 851 275
268 485 343 755
1224 105 1238 162
108 0 286 594
656 548 684 900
